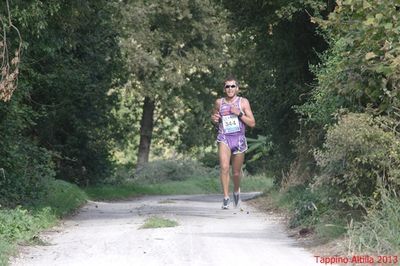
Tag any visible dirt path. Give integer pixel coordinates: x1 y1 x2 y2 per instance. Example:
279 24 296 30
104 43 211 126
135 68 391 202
10 193 327 266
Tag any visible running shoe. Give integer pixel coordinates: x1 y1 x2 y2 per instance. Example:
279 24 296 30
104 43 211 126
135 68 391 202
222 197 230 209
233 190 240 208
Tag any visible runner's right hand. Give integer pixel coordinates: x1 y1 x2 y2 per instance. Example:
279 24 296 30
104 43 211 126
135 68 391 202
211 113 221 123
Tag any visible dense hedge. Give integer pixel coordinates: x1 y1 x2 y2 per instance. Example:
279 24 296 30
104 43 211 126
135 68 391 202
0 1 124 206
314 113 400 208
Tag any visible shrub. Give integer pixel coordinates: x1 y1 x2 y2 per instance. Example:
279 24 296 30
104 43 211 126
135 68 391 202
0 179 87 265
0 90 56 207
33 179 88 217
0 206 56 264
347 191 400 256
199 152 219 168
283 185 321 228
133 159 218 184
281 185 332 229
0 207 54 243
0 140 56 208
314 113 400 208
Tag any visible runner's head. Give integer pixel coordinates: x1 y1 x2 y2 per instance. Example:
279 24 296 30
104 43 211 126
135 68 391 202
224 75 239 88
223 75 239 97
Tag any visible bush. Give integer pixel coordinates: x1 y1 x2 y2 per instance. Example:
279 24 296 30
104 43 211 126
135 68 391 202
283 185 320 228
33 179 88 217
281 185 330 228
133 159 218 184
314 113 400 208
0 206 56 265
0 207 54 243
199 152 219 168
0 179 87 265
347 191 400 256
0 140 56 208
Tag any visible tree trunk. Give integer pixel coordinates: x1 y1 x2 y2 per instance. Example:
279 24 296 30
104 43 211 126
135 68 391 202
136 96 155 170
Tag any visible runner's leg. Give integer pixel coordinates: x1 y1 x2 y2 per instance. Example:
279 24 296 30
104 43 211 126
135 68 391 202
231 152 244 193
218 142 231 198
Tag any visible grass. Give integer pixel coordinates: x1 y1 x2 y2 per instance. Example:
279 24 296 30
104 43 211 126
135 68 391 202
254 184 400 257
140 216 179 229
33 179 88 217
314 212 348 239
85 174 273 201
255 185 350 240
347 193 400 255
0 179 87 266
0 167 273 265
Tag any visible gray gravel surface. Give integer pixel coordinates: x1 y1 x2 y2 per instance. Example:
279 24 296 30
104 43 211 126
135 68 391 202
10 193 325 266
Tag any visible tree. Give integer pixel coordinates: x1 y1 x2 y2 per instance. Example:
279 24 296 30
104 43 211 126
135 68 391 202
0 0 125 189
0 0 22 102
303 0 400 116
119 0 228 169
0 1 62 206
220 0 330 174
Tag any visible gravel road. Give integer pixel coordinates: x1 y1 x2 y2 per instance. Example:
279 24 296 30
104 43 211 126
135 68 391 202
10 193 324 266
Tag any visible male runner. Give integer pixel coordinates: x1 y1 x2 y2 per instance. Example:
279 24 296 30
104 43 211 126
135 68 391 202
211 76 255 209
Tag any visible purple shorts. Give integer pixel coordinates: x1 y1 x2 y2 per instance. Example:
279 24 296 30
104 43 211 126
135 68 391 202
217 133 248 154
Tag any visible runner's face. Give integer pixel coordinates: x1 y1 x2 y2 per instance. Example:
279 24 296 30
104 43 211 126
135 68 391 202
224 80 238 98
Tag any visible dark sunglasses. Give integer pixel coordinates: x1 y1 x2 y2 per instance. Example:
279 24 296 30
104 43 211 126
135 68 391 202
224 84 237 89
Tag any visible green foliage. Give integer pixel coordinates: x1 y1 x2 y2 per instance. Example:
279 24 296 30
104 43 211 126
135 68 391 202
281 185 322 228
275 0 333 20
110 90 142 166
244 134 274 175
314 113 400 208
314 213 347 239
199 151 219 168
133 159 219 184
0 206 55 264
85 177 220 200
86 169 273 201
0 207 55 243
6 1 124 186
0 0 124 207
276 184 349 240
308 0 400 115
295 46 347 127
221 0 329 175
0 179 86 265
246 135 273 162
140 216 178 229
347 190 400 255
24 1 124 184
0 89 56 207
118 0 229 157
0 142 55 207
33 179 88 217
296 2 400 206
0 0 22 102
277 180 360 240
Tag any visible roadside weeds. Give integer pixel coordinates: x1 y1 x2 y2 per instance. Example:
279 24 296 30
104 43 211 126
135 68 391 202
247 194 347 261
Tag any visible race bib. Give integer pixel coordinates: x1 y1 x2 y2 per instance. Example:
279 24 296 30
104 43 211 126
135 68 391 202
222 115 240 133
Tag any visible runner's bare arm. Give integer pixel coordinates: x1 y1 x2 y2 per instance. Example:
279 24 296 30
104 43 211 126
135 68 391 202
240 98 256 128
211 99 221 124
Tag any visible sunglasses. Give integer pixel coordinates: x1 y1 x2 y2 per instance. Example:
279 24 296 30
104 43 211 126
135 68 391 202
224 84 237 89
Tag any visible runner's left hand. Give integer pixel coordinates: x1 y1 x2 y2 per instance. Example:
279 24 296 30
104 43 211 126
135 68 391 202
230 105 241 116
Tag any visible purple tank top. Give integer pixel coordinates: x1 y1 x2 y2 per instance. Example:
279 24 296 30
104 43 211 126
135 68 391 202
218 97 246 135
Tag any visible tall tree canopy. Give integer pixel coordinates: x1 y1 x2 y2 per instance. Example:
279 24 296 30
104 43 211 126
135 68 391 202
119 0 229 168
220 0 331 173
1 0 124 206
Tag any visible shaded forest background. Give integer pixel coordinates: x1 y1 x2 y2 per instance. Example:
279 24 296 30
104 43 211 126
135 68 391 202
1 1 399 255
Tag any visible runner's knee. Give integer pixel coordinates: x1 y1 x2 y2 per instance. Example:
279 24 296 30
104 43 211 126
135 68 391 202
220 164 230 175
232 170 241 178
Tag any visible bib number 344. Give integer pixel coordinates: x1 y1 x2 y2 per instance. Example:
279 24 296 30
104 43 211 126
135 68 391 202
222 115 240 133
